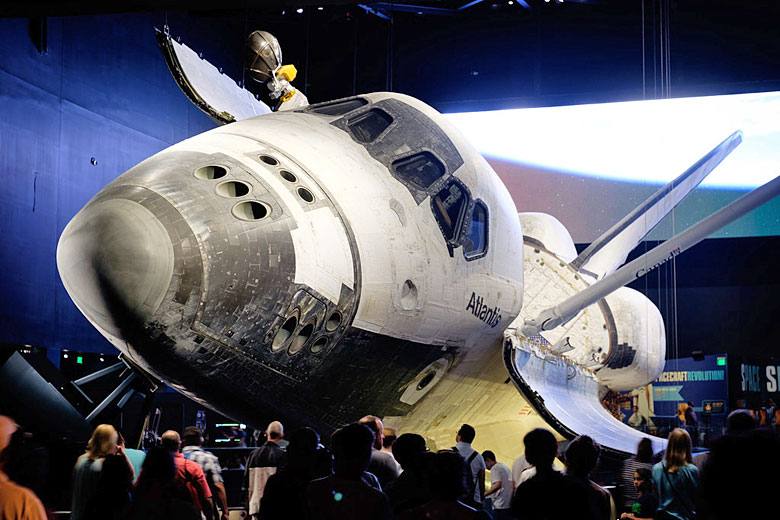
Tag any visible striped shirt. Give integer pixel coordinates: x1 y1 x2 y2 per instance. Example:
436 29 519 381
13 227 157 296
619 457 653 509
182 445 224 484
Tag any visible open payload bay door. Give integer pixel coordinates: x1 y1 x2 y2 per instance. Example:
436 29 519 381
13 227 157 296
156 27 272 125
503 332 667 455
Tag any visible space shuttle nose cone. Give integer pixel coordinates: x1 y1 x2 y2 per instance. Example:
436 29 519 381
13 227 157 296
57 198 175 337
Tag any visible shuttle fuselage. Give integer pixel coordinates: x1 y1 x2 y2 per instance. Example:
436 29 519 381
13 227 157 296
57 92 525 433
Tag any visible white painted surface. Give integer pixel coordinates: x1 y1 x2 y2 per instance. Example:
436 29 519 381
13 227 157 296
290 206 354 304
171 36 272 121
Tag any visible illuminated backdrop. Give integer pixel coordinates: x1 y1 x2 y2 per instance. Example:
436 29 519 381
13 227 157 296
446 91 780 242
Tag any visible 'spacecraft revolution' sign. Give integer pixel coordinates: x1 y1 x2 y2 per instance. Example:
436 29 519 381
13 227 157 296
650 354 729 416
466 292 502 328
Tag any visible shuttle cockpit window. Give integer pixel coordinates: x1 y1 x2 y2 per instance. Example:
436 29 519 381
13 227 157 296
463 200 489 260
307 97 368 116
392 152 446 190
346 108 393 143
431 180 470 245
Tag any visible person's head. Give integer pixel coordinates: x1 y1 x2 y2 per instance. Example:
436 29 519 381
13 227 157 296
86 424 118 460
633 467 653 495
636 437 653 463
161 430 181 453
392 433 427 471
430 451 468 500
286 427 320 466
331 423 375 477
482 450 497 470
456 423 476 444
99 454 133 494
565 435 600 478
523 428 558 469
633 405 639 413
687 401 694 408
725 409 757 434
664 428 692 473
0 416 18 455
266 421 284 442
0 416 18 470
675 409 682 416
359 415 384 450
134 446 175 496
182 426 204 447
382 427 397 449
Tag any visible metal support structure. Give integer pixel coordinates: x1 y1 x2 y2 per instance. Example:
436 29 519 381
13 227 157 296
73 362 124 385
358 4 391 20
117 388 135 409
64 354 159 426
85 373 136 422
360 1 527 19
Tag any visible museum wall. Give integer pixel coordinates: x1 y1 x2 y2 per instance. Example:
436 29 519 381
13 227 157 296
1 2 779 365
0 14 218 352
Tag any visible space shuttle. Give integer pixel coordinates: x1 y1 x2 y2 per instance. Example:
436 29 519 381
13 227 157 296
56 28 780 460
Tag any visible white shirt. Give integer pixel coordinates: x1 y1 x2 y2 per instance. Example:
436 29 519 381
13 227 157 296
511 454 530 490
488 462 512 510
516 464 564 486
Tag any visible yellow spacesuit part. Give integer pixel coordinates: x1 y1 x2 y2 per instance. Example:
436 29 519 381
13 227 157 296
277 64 298 82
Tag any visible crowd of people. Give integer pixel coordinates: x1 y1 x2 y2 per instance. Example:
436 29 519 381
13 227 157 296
0 408 778 519
616 408 779 520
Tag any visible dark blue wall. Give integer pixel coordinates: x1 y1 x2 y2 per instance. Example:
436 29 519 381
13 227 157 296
0 14 215 353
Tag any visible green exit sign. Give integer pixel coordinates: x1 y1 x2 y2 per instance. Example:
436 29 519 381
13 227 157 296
717 357 726 366
77 356 83 364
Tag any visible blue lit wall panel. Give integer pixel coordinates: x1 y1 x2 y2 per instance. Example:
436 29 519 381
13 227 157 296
0 15 215 354
59 14 195 144
0 69 61 346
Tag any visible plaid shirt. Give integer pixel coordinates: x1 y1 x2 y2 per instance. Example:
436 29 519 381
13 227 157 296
182 445 224 484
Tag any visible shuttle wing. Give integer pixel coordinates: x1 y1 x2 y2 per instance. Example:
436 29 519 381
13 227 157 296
571 131 743 279
156 28 272 125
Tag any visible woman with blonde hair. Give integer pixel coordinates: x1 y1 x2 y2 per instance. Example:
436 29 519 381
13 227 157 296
72 424 134 520
652 428 698 520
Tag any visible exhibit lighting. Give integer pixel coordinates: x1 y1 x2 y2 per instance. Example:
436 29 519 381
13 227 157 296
63 353 68 359
297 8 304 14
444 91 780 189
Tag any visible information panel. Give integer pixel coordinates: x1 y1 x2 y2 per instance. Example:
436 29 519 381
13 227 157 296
651 354 729 418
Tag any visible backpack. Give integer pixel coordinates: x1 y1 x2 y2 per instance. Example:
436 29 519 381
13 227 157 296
452 446 480 506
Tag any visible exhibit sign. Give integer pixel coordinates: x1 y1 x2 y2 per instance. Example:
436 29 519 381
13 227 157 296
737 360 780 399
650 354 729 417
